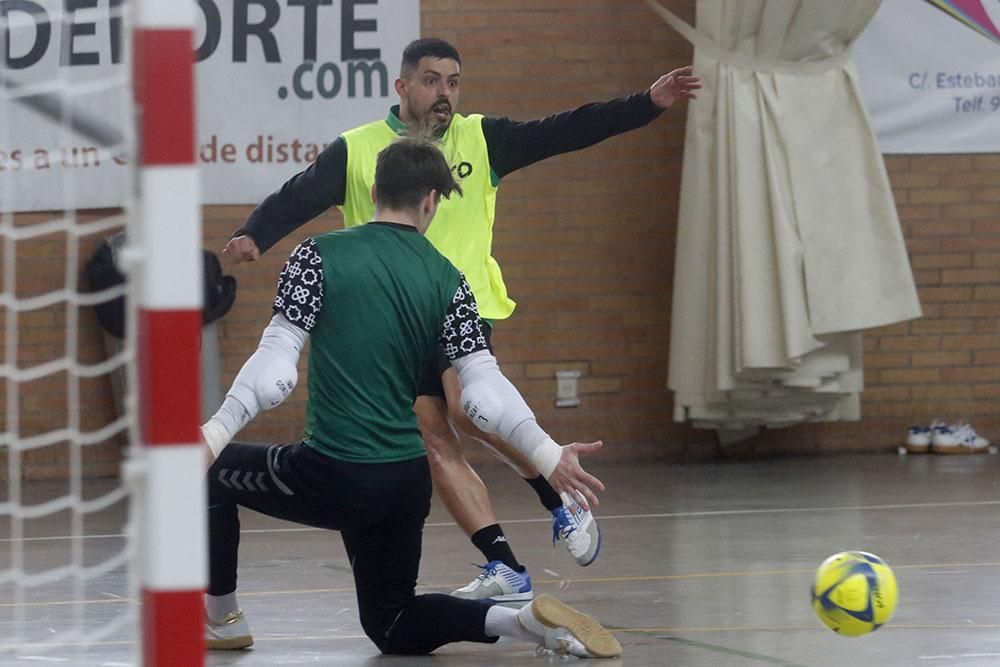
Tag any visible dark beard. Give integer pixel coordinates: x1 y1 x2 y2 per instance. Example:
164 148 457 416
404 101 450 137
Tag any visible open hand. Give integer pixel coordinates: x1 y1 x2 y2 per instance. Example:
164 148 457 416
649 65 702 109
546 440 606 511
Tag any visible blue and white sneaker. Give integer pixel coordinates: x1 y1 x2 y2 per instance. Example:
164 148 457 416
450 560 533 605
905 425 932 453
906 419 947 454
931 422 991 455
553 497 601 567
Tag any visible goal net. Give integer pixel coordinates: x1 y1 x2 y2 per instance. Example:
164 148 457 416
1 1 205 664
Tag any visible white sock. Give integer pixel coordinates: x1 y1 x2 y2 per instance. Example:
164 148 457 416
206 592 239 623
484 604 540 644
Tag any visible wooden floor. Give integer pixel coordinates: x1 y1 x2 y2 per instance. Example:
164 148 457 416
3 452 1000 666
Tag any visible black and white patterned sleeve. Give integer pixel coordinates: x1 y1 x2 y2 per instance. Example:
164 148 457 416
440 275 489 360
273 238 324 333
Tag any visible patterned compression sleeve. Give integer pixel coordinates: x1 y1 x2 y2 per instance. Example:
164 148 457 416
274 238 324 332
440 276 490 359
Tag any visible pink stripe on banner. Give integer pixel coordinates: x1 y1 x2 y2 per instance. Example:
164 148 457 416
948 0 1000 38
930 0 1000 39
134 29 195 165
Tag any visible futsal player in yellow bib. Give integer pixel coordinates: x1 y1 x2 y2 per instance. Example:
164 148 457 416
225 38 700 602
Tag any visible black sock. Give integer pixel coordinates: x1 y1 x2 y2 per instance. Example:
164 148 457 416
524 474 563 512
471 524 524 572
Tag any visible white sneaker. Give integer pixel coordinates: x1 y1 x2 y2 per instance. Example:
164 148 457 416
932 423 991 455
450 560 533 605
906 419 947 454
552 499 602 566
516 594 622 658
905 426 931 453
205 610 254 650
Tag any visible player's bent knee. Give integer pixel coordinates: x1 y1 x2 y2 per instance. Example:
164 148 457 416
360 609 433 657
361 622 395 655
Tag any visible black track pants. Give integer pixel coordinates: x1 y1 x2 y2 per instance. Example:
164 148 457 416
207 441 498 654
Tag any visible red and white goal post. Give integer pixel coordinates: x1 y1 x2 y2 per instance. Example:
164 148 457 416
0 0 206 664
134 1 206 665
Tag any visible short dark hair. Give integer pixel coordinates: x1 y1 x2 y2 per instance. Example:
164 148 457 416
374 138 462 211
400 38 461 78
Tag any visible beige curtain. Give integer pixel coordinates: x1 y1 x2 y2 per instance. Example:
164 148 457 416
648 0 922 432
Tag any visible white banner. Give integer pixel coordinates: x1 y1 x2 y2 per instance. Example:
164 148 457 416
853 0 1000 154
1 0 419 212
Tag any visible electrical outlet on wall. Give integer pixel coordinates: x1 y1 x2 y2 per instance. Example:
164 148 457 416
555 370 581 407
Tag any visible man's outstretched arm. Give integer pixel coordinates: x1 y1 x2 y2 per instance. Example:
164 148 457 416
202 240 323 461
484 66 701 179
200 313 307 459
453 349 606 510
223 138 349 263
440 277 606 509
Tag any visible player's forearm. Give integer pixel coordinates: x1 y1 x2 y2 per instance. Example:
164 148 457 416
452 350 563 478
233 138 348 255
484 90 664 178
202 314 307 457
236 191 307 256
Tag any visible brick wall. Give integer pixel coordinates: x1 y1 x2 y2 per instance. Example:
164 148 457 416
741 155 1000 456
204 0 719 464
1 212 125 480
206 2 997 461
7 2 998 478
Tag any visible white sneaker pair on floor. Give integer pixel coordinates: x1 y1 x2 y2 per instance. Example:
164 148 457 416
906 420 991 455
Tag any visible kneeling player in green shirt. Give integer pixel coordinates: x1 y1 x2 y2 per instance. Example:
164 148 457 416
200 139 620 659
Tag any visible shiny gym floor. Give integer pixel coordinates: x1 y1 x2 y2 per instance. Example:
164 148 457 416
4 452 1000 666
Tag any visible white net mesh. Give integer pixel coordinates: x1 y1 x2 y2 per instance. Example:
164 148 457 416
1 1 138 658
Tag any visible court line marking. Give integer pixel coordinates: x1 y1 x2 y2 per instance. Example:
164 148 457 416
620 624 1000 631
5 498 1000 543
918 652 1000 661
9 622 1000 654
644 634 809 667
5 561 1000 609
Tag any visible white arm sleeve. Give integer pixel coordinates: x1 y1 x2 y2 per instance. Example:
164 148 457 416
201 313 308 457
452 349 563 478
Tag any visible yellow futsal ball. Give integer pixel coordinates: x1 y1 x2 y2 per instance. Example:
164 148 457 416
811 551 898 637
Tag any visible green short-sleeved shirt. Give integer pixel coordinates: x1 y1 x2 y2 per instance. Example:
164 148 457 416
275 224 464 462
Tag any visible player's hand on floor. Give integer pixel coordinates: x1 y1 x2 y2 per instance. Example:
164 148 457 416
547 440 606 511
223 235 261 264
